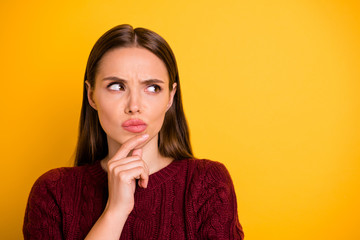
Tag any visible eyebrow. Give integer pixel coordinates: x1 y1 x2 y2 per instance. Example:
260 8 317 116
102 76 165 84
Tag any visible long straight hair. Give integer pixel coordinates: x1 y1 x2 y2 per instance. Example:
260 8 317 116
74 24 193 166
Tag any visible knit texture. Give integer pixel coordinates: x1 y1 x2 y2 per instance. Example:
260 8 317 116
23 159 244 239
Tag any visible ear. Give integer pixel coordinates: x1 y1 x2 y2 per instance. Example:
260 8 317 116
166 83 177 111
85 80 97 110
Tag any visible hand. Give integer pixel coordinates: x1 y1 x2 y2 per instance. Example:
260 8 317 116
104 134 150 216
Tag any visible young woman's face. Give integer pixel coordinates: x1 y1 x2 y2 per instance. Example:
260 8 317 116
87 47 176 147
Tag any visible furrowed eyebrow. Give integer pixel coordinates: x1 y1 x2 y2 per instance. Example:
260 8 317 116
141 79 165 85
102 76 127 82
102 76 164 85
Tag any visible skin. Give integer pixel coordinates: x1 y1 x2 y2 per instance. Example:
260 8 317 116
84 47 177 239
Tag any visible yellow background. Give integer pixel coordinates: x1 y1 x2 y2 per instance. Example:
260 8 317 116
1 0 359 239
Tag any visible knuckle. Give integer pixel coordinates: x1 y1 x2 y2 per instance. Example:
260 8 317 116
107 162 115 172
130 156 140 162
118 172 128 182
121 143 133 152
113 166 121 175
133 159 142 165
136 166 145 172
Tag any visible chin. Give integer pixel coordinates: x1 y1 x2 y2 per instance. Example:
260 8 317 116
112 131 157 145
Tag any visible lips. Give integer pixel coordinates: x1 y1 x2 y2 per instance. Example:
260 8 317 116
121 119 147 133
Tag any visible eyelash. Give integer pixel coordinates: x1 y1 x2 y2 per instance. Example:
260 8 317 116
106 82 162 93
146 84 162 93
107 82 125 91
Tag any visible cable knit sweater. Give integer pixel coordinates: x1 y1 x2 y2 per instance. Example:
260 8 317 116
23 158 244 239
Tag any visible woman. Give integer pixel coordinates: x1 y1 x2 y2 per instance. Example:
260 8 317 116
23 24 244 239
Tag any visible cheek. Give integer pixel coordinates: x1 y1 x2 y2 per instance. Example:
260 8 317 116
146 97 170 129
95 95 123 132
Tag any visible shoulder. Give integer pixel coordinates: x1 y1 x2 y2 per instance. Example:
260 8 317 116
24 163 105 238
33 165 89 187
184 159 235 201
26 164 101 216
24 167 85 223
183 159 244 239
29 164 98 200
186 158 233 183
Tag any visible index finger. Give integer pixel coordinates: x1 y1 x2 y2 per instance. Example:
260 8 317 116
112 134 149 160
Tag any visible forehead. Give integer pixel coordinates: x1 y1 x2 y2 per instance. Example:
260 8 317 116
96 47 169 82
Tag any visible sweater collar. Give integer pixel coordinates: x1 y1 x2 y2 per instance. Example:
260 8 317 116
140 158 187 190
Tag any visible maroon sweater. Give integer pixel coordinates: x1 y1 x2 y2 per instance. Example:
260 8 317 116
23 159 244 239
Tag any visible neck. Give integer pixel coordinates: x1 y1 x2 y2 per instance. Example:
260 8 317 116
102 134 173 175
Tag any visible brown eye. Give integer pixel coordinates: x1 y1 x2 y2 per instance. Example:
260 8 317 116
108 83 125 91
146 85 161 93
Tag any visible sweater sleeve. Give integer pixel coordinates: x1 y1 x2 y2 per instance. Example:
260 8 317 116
23 169 64 240
193 161 244 240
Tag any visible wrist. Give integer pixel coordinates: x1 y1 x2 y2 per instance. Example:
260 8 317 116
103 203 132 219
98 208 129 230
85 206 129 240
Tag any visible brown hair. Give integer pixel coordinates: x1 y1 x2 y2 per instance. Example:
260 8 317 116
74 24 193 166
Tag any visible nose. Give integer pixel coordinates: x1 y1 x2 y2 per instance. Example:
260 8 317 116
124 89 141 114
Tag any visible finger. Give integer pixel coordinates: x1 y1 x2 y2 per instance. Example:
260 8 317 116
110 159 146 173
113 134 149 160
138 177 148 188
138 167 149 188
132 149 145 187
132 148 142 157
139 161 149 188
107 155 140 167
118 166 149 186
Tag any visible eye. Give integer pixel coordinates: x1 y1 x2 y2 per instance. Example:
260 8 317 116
146 85 162 93
107 83 125 91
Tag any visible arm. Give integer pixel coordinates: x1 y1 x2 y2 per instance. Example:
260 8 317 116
84 210 129 240
195 161 244 240
85 134 150 240
23 170 63 240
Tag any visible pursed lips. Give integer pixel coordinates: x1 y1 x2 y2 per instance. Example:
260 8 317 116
121 119 147 133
